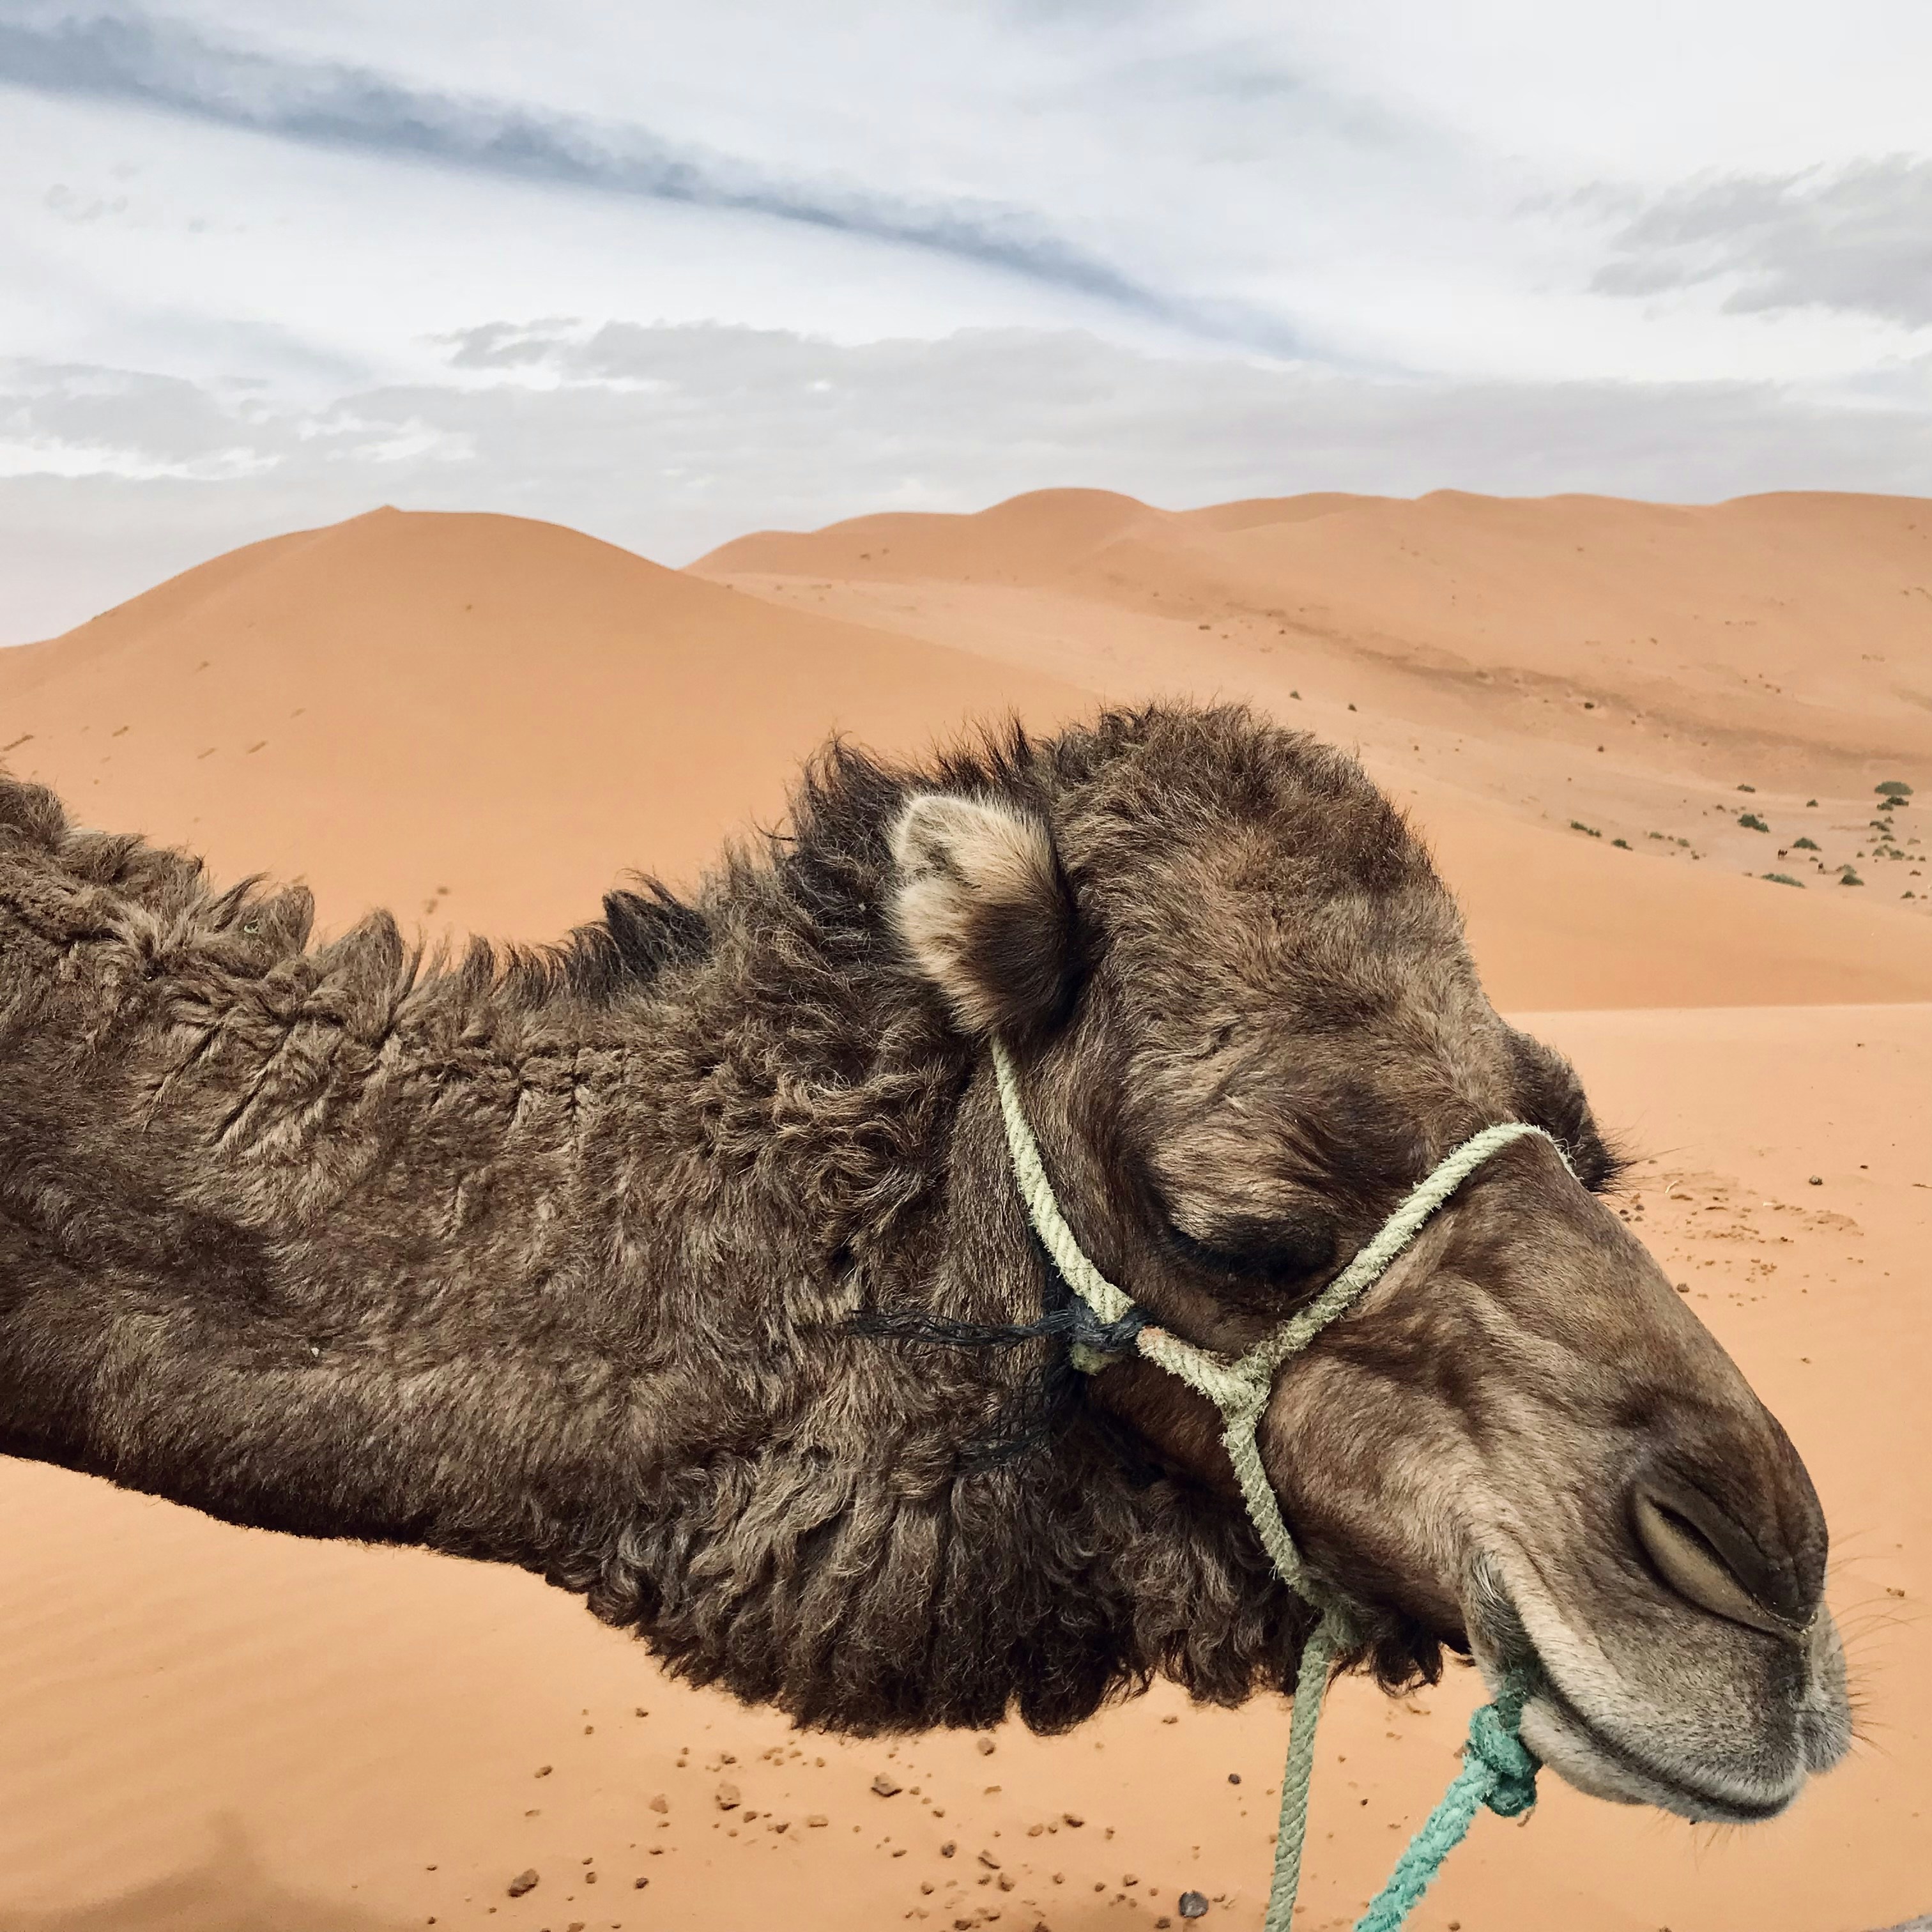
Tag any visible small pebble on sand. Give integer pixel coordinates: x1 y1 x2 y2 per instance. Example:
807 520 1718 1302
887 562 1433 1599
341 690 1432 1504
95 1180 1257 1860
872 1772 904 1796
506 1869 539 1899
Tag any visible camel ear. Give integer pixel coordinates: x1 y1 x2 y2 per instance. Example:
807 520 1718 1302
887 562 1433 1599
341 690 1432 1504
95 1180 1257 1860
889 792 1080 1037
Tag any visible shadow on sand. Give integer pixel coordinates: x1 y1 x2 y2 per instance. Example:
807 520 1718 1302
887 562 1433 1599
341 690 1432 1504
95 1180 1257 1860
2 1819 420 1932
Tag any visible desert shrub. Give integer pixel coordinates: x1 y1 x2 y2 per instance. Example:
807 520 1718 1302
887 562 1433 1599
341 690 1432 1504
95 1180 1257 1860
1839 866 1865 886
1792 836 1820 851
1738 812 1770 832
1570 821 1602 838
1612 838 1631 849
1761 873 1804 887
1876 780 1913 798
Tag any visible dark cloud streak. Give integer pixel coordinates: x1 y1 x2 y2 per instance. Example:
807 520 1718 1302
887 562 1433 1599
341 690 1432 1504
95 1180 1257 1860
0 10 1306 351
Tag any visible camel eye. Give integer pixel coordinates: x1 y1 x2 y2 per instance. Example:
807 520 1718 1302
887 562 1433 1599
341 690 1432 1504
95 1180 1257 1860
1166 1216 1337 1289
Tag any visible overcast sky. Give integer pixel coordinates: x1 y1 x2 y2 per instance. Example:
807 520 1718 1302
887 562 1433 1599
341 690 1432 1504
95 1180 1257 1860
3 0 1930 639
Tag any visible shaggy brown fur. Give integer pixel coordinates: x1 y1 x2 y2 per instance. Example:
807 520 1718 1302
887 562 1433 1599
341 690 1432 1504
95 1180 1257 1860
0 706 1837 1788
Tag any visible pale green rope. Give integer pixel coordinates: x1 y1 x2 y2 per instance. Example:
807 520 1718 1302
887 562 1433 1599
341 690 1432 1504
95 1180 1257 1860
988 1039 1561 1931
1269 1612 1342 1915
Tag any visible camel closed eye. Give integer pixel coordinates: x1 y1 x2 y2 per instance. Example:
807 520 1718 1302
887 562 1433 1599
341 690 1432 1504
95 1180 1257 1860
1164 1215 1338 1296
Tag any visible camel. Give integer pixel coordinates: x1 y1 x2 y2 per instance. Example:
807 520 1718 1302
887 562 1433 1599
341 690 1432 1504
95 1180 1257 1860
0 703 1848 1830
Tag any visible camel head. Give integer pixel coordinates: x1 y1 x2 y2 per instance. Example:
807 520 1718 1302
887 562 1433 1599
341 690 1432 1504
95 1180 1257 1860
887 707 1850 1825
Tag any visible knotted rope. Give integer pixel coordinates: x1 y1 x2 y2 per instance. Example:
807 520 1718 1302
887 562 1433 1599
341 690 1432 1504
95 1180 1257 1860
989 1040 1561 1931
1353 1668 1540 1932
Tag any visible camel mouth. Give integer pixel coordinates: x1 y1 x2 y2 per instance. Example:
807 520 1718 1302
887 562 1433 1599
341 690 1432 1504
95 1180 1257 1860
1510 1639 1793 1823
1461 1559 1845 1826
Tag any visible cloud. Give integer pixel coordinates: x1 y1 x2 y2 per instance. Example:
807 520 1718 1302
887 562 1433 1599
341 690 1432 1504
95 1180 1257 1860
1591 157 1932 328
5 319 1931 640
0 9 1306 352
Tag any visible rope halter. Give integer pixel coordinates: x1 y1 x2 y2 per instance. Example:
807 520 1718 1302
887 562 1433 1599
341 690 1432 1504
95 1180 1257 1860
988 1038 1562 1932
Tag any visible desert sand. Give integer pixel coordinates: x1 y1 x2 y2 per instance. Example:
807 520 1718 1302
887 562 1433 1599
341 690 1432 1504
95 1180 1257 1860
0 491 1926 1932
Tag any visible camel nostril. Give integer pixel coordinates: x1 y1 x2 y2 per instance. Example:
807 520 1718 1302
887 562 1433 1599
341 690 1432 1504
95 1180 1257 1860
1630 1479 1814 1640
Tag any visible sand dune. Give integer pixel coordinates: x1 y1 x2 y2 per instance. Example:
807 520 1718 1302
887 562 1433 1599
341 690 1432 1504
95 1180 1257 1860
700 489 1932 788
1 493 1928 1931
0 507 1088 944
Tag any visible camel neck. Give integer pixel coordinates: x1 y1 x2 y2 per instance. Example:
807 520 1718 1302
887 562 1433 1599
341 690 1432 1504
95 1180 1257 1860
0 880 948 1590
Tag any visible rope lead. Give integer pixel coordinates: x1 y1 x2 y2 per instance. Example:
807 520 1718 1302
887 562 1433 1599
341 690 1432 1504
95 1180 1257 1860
990 1039 1551 1931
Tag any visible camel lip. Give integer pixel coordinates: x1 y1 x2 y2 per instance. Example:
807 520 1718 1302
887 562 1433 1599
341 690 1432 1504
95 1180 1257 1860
1463 1573 1798 1825
1521 1647 1794 1823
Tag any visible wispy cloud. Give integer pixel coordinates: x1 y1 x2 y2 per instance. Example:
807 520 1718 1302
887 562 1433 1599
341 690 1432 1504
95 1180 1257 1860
1592 157 1932 328
0 10 1307 353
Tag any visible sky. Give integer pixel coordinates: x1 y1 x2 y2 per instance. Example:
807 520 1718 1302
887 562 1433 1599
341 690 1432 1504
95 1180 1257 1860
2 0 1930 640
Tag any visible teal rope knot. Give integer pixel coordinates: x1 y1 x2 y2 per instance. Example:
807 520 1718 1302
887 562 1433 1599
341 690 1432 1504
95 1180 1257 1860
1349 1676 1540 1932
1466 1688 1540 1818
